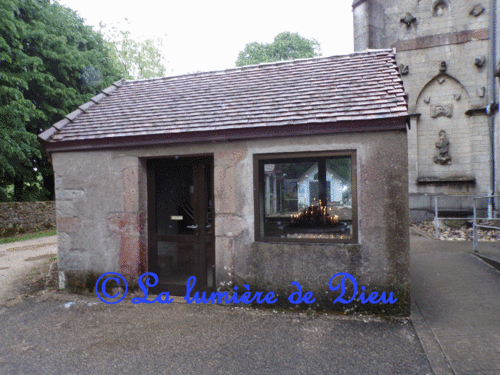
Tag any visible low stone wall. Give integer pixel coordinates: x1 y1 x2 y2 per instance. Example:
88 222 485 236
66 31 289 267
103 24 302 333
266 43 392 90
0 201 56 237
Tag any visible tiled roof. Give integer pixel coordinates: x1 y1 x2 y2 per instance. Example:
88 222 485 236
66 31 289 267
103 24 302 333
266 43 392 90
39 49 408 149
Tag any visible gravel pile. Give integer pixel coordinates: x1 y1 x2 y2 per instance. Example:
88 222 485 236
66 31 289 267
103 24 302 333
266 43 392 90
412 220 500 241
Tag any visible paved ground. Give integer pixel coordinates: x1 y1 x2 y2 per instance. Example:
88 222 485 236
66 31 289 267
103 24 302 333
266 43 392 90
0 237 433 374
0 236 57 303
0 293 432 375
1 234 500 374
411 235 500 375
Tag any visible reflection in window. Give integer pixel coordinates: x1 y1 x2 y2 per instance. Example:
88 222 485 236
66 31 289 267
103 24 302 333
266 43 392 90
155 164 195 236
257 153 355 242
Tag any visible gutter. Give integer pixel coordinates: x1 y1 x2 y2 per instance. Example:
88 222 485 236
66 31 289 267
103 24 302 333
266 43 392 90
41 117 409 154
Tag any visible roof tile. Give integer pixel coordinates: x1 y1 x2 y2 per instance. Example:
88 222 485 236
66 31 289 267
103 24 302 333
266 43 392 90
79 101 96 113
41 50 408 144
52 118 70 130
113 79 125 88
102 85 117 96
90 93 107 104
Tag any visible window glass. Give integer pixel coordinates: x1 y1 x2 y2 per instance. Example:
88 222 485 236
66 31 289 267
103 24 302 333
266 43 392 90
258 154 355 242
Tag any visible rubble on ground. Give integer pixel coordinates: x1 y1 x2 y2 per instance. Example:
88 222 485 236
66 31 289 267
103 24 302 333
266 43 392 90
412 220 500 241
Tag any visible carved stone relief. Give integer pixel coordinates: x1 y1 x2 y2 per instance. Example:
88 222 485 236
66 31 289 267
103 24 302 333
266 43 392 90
470 4 485 17
474 57 486 68
415 74 470 179
400 13 417 28
434 130 452 165
433 0 449 17
477 87 486 97
424 97 431 104
431 104 453 118
439 61 447 73
399 64 409 75
438 77 446 84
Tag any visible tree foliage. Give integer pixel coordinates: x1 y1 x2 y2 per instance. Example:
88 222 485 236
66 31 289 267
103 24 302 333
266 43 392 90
100 21 167 80
236 32 321 67
0 0 121 201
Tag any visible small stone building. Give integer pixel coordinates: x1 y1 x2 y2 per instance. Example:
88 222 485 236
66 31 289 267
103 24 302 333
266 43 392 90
39 50 410 314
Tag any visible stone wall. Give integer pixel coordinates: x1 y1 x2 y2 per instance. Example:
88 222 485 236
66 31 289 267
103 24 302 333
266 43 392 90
0 201 56 237
353 0 497 218
52 129 410 315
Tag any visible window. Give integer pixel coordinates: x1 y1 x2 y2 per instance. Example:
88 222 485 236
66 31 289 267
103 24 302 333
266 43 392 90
254 151 357 243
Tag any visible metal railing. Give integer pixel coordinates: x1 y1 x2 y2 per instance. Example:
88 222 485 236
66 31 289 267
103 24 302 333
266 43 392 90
433 195 489 240
473 195 500 252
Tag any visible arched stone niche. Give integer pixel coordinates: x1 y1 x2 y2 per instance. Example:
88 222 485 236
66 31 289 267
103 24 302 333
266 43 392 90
433 0 450 16
413 74 471 189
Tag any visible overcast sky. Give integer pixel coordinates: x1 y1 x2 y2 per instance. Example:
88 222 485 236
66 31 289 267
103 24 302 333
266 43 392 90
59 0 354 76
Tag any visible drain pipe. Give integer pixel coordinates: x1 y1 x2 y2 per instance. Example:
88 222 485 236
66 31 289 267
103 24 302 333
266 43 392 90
488 0 498 218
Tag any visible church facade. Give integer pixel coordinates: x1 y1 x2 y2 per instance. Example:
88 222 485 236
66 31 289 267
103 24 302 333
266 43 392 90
353 0 500 219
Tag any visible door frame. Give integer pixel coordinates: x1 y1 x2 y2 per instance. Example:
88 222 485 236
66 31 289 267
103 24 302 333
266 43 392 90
146 154 215 295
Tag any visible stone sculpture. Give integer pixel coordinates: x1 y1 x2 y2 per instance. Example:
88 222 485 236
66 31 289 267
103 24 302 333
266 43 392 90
431 104 453 118
474 56 486 68
399 64 409 75
470 4 485 17
434 130 451 165
400 13 417 28
433 1 449 16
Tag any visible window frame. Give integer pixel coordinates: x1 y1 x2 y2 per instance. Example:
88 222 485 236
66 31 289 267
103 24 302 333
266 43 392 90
253 150 358 244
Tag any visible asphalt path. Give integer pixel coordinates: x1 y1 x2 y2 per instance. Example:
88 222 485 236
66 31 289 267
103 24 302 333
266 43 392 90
0 293 432 375
0 235 433 374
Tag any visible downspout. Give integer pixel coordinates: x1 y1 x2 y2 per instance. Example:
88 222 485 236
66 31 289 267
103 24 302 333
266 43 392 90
488 0 498 217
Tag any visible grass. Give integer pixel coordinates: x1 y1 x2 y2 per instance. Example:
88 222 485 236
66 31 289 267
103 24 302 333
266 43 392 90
0 229 57 244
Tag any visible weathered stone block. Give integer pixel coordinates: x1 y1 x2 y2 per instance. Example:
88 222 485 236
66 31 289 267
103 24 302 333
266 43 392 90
215 215 248 237
214 166 237 214
215 150 247 167
57 217 81 231
119 236 142 279
215 236 234 284
56 201 74 218
123 167 140 212
108 212 145 236
56 189 85 201
58 249 88 271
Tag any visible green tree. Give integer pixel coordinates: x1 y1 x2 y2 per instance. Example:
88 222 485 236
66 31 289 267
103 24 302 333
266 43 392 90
236 32 321 67
0 0 121 201
100 21 167 80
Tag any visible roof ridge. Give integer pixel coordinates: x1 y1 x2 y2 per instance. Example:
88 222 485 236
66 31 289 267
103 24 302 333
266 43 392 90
124 49 396 86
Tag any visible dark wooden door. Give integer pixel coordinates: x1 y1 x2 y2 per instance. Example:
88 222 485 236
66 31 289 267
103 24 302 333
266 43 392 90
147 156 214 295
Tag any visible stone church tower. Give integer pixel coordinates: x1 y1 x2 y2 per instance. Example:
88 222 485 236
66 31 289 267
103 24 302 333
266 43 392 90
353 0 500 219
